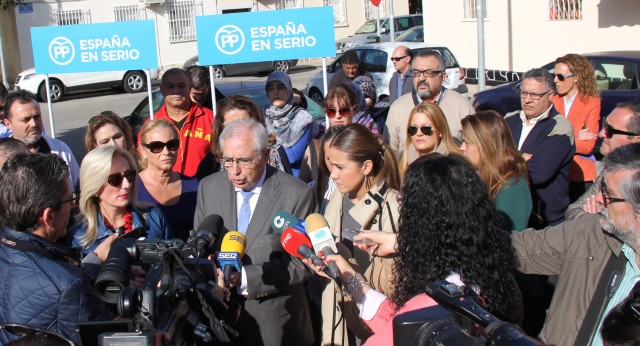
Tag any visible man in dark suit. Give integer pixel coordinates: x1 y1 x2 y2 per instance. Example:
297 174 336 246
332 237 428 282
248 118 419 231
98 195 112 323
194 118 316 346
388 45 413 104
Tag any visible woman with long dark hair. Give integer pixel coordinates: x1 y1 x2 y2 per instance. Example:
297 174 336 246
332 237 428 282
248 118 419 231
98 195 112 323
308 154 521 345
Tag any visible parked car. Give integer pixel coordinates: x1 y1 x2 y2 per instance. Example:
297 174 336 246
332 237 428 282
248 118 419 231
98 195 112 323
396 25 424 42
15 68 159 103
306 42 467 104
125 80 271 137
472 51 640 121
335 14 423 55
182 55 298 79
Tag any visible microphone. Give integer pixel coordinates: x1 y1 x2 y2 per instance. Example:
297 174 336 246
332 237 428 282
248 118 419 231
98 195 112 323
216 231 247 287
280 228 340 284
187 214 225 258
293 220 307 235
272 210 300 234
305 213 341 281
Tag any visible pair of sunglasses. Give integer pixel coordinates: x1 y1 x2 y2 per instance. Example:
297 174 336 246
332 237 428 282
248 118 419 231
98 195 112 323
555 73 574 81
325 107 352 118
408 125 434 136
603 120 640 139
107 169 137 187
142 139 180 153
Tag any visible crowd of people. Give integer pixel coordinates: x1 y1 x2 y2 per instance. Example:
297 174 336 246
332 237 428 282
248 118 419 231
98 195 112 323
0 47 639 346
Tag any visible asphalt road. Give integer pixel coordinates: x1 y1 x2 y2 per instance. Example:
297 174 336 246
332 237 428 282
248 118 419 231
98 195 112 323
40 61 322 162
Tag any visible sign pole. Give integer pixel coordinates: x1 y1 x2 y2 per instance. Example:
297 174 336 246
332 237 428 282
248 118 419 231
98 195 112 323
146 69 154 120
209 65 217 112
44 75 56 138
322 57 328 127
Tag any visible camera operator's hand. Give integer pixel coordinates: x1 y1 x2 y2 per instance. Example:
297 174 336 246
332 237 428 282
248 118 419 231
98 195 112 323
129 265 146 288
226 272 242 289
93 233 118 262
353 231 397 257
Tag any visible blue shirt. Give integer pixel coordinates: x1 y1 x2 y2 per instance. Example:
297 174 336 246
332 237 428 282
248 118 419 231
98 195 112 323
592 243 640 346
0 123 11 138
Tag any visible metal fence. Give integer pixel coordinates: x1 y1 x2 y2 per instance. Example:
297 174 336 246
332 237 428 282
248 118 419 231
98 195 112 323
324 0 347 26
168 0 203 43
548 0 582 20
113 5 147 22
53 9 91 25
364 0 386 20
276 0 303 9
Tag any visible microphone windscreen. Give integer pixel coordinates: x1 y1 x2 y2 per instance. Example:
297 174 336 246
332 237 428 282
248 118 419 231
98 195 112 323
220 231 247 257
272 211 300 234
197 214 225 235
305 213 329 233
280 228 312 259
305 213 337 254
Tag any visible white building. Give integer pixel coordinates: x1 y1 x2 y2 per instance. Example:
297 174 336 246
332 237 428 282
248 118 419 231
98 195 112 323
4 0 408 81
423 0 639 75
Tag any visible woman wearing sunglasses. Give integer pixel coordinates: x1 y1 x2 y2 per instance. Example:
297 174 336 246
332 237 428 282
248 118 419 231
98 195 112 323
136 119 197 241
84 111 136 156
324 84 359 129
460 111 532 231
398 103 461 176
551 53 601 202
68 145 173 254
319 123 401 344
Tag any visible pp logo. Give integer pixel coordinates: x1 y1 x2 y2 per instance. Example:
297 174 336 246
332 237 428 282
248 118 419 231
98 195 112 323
48 37 75 66
215 25 245 55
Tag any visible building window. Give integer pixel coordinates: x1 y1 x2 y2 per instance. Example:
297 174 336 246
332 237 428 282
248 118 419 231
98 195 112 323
549 0 582 20
53 9 91 25
113 5 146 22
324 0 347 27
276 0 303 9
463 0 487 20
168 0 202 43
364 0 386 20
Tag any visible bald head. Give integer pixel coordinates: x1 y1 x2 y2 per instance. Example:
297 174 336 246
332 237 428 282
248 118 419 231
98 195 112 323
391 46 412 74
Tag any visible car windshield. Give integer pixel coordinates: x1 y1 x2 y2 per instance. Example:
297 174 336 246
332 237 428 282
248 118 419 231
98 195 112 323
355 20 379 34
397 26 423 42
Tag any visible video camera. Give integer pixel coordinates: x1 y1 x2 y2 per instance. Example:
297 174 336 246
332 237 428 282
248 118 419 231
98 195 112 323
393 280 543 346
87 215 239 346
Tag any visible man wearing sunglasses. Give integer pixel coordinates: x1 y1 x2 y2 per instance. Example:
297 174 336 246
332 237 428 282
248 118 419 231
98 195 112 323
504 68 575 228
388 46 413 104
511 142 640 346
194 118 315 346
567 100 640 220
0 154 113 344
384 49 474 154
148 68 214 177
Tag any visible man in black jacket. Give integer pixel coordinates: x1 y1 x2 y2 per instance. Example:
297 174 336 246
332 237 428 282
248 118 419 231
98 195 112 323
0 154 114 344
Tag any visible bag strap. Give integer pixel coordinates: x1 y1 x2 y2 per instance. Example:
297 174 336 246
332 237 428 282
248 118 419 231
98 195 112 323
309 139 320 182
573 250 627 346
276 146 293 175
366 182 397 233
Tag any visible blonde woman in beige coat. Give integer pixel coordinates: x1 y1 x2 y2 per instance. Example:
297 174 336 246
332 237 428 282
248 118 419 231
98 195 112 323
319 123 401 346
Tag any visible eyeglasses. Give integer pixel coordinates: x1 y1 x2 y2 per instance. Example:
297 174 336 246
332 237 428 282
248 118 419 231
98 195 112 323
412 69 443 78
390 56 407 62
602 119 640 139
107 169 137 187
600 179 626 208
142 139 180 153
325 107 352 118
555 73 574 82
58 192 77 206
219 154 261 168
408 125 434 136
516 88 552 101
0 323 73 345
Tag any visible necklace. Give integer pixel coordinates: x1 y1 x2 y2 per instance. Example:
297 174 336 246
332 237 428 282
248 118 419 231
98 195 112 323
100 205 134 235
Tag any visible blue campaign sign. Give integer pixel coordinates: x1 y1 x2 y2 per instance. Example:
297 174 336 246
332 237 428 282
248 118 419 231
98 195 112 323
196 7 336 66
31 20 158 74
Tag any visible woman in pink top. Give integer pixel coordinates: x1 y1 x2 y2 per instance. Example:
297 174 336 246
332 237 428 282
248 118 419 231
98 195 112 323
309 154 522 345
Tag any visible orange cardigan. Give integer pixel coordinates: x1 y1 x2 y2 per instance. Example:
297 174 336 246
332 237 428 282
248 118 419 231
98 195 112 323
551 94 601 182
